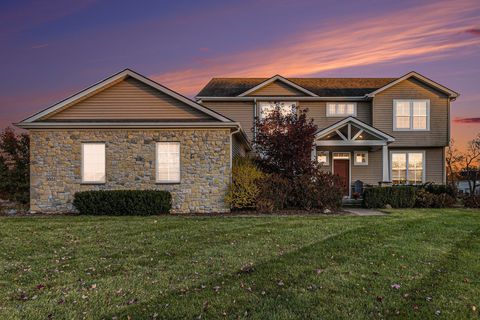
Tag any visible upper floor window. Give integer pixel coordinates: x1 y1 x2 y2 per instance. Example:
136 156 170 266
258 101 296 120
156 142 180 183
326 103 356 117
81 143 106 183
393 100 430 131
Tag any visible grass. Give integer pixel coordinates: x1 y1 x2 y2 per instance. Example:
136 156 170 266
0 209 479 319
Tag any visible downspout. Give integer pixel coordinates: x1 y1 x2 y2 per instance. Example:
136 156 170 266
253 98 257 142
230 125 241 170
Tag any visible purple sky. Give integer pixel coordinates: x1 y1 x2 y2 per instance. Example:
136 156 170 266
1 0 479 149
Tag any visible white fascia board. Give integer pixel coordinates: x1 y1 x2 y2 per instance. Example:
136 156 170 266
366 71 459 98
315 140 387 146
195 96 366 101
237 75 318 97
315 117 395 142
15 121 242 129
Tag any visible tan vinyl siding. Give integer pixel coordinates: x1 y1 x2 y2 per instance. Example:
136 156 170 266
232 135 246 159
373 78 449 147
351 149 382 185
200 101 255 141
46 77 215 121
248 80 307 96
300 101 372 129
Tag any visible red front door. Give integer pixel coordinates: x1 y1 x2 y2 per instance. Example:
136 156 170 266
334 159 349 196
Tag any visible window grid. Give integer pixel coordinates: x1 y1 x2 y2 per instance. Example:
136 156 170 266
81 143 106 183
391 151 424 185
156 142 181 183
326 103 357 117
258 101 297 120
393 100 429 131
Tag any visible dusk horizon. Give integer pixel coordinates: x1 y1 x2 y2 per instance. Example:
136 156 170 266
1 0 479 149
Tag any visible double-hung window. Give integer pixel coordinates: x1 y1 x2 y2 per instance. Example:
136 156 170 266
326 103 356 117
81 143 106 183
156 142 180 183
391 151 425 184
393 100 429 131
258 101 296 120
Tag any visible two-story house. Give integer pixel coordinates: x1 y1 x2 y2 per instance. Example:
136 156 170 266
16 70 457 213
197 72 458 197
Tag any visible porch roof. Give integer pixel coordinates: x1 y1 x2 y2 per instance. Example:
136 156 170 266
314 117 395 146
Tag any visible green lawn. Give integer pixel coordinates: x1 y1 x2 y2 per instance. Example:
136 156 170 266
0 209 479 319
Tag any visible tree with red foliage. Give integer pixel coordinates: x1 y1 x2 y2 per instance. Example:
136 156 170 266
254 107 318 178
0 127 29 203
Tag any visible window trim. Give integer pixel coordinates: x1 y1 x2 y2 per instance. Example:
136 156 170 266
155 142 181 184
393 99 430 131
354 151 368 166
257 101 297 120
326 102 357 117
317 151 329 166
81 142 106 184
389 150 426 184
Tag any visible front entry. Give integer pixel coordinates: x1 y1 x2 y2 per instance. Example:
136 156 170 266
333 159 349 196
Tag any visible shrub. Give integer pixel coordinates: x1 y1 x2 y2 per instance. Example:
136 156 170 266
363 186 416 208
421 183 457 198
415 188 435 208
73 190 171 215
256 173 291 212
225 157 264 210
431 193 456 208
256 171 343 212
464 195 480 208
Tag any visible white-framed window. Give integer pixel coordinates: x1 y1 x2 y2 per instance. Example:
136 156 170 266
81 143 106 183
393 100 430 131
156 142 180 183
326 103 356 117
333 152 351 159
258 101 297 120
317 151 329 166
390 151 425 185
354 151 368 165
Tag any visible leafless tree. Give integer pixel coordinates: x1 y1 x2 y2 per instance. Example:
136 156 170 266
462 133 480 194
445 139 463 186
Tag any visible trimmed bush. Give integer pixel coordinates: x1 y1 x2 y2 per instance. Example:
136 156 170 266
415 188 435 208
73 190 171 215
421 183 457 198
363 186 416 208
464 195 480 208
225 157 264 210
414 184 456 208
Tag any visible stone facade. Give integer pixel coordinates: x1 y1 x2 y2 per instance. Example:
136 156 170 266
30 128 231 213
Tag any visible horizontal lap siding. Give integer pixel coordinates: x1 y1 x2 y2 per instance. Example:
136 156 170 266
373 78 449 147
200 101 255 141
248 81 306 96
47 77 214 121
300 101 372 129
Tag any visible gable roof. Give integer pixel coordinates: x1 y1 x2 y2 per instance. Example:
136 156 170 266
20 69 232 123
196 77 396 98
315 116 395 143
196 71 459 99
238 75 318 97
366 71 459 98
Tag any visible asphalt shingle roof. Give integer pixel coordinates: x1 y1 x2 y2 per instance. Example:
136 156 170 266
196 77 397 97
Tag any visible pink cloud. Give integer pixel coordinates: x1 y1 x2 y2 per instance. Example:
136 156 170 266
150 0 480 96
454 117 480 124
31 43 49 49
465 28 480 36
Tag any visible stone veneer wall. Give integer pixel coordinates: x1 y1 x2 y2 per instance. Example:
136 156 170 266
30 129 231 213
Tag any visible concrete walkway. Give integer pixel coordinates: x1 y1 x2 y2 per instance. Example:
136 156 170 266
343 207 386 216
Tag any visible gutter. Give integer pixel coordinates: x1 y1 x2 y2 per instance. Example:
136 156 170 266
195 96 368 102
14 121 244 129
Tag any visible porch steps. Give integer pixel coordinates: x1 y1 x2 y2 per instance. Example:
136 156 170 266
342 198 363 208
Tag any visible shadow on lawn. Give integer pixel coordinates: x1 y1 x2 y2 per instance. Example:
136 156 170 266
101 215 442 319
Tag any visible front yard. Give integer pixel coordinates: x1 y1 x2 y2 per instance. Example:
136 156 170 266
0 209 479 319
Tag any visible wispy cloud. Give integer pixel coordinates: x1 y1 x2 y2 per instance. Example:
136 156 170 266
465 28 480 36
151 0 480 96
31 43 48 49
454 117 480 124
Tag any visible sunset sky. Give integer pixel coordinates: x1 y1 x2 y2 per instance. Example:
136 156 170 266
1 0 479 149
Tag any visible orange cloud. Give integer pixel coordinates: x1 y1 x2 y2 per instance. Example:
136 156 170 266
151 0 480 96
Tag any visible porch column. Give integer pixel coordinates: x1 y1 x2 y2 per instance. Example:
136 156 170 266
311 145 317 162
382 145 389 182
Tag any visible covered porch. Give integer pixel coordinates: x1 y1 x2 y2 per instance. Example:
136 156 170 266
312 117 395 198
